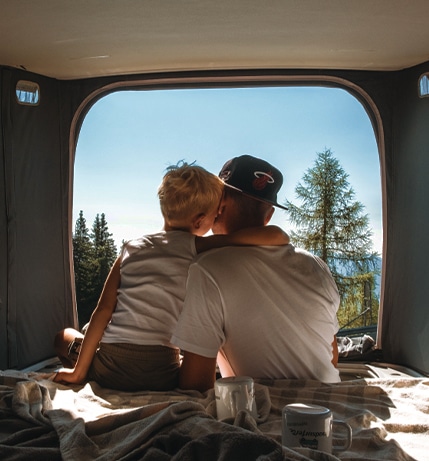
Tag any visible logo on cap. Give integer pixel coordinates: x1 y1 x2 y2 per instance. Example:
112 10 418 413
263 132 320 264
253 171 275 190
220 169 232 182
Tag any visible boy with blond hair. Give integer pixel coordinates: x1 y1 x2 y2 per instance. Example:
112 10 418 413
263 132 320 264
54 162 288 391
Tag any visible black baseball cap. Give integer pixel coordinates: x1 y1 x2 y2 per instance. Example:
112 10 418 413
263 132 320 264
219 155 288 210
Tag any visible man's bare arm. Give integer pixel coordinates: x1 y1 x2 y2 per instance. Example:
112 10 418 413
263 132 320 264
332 335 339 367
179 350 217 392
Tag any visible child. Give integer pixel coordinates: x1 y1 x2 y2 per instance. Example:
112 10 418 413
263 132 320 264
54 162 289 391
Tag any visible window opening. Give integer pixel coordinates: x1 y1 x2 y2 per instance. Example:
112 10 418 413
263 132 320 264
418 73 429 98
74 86 382 337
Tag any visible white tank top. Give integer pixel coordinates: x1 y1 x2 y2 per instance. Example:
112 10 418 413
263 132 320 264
102 231 196 347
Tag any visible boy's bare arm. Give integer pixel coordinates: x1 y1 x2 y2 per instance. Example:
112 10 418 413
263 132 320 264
195 225 289 254
54 257 122 384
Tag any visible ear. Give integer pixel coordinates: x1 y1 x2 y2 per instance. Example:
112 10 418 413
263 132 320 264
191 213 206 231
264 207 275 225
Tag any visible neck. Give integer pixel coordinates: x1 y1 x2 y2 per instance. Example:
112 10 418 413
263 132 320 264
164 222 191 232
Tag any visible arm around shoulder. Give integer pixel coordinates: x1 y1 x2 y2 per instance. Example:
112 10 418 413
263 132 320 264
195 225 289 253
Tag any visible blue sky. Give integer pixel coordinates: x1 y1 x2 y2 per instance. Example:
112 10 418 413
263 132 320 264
74 86 382 253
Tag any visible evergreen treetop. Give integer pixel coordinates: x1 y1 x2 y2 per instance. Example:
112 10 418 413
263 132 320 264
73 211 117 328
285 148 380 329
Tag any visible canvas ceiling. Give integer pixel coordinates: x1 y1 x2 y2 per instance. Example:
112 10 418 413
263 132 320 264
1 0 429 80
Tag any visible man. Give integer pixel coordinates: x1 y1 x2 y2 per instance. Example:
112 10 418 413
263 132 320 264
171 155 340 392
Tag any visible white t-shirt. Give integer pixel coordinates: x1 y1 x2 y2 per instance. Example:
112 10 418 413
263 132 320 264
102 231 197 348
172 244 341 383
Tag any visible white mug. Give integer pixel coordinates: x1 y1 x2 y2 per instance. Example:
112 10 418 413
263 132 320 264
282 403 352 454
214 376 257 420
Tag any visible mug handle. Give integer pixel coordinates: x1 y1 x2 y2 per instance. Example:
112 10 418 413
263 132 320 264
332 420 352 453
231 389 241 417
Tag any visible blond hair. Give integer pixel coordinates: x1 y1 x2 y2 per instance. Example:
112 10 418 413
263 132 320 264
158 162 224 227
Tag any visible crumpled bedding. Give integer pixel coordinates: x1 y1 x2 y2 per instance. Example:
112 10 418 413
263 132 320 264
1 370 427 461
337 335 378 361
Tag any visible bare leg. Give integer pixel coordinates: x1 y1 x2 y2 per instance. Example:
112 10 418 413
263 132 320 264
54 328 84 367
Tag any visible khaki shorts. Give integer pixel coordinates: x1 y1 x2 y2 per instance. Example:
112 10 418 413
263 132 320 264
67 337 83 364
68 339 180 391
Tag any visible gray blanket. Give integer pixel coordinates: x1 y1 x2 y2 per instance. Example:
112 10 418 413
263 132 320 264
1 370 427 460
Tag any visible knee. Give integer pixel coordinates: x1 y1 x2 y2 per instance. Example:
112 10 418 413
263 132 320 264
53 329 66 353
53 328 79 353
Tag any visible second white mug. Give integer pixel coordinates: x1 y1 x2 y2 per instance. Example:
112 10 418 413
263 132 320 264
282 403 352 454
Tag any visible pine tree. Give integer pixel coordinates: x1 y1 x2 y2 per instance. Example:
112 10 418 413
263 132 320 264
73 211 118 327
285 148 380 329
91 213 118 303
72 211 97 327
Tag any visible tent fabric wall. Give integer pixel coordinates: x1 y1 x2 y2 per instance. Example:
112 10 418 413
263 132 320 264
0 68 76 369
381 63 429 374
346 61 429 375
1 65 428 374
0 70 7 368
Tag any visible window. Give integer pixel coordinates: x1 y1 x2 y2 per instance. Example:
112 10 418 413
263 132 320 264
418 73 429 98
74 86 382 333
16 80 40 105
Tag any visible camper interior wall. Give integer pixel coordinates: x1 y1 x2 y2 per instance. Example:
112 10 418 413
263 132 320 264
0 68 75 370
0 70 6 368
1 64 428 375
381 62 429 375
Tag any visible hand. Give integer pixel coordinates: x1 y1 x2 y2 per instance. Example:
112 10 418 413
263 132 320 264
53 368 86 385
